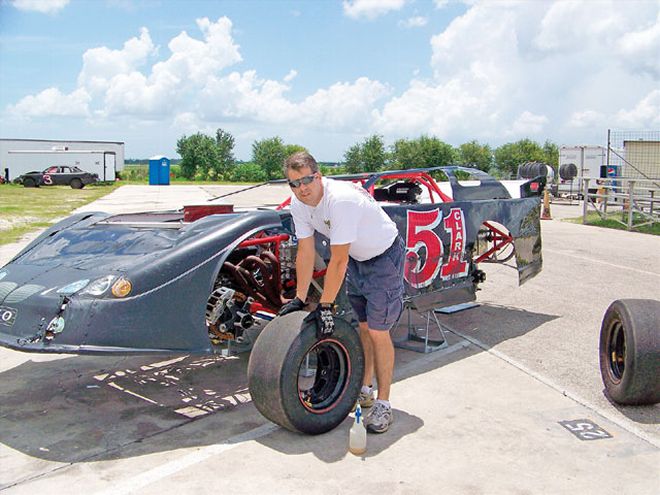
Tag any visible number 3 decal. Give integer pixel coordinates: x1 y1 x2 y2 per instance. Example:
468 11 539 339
404 207 468 288
43 174 53 185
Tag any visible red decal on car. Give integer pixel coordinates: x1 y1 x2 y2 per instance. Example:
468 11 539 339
404 209 443 288
441 207 469 279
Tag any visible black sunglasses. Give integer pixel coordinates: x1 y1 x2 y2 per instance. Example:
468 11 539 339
288 173 317 188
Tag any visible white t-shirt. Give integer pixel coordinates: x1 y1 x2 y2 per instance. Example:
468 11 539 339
290 177 399 262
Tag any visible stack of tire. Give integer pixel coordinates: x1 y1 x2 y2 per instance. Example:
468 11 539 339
559 163 578 181
517 161 555 182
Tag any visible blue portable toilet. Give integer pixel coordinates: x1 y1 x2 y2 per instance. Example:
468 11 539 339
149 156 170 185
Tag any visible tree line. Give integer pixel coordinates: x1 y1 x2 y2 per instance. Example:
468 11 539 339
176 129 559 182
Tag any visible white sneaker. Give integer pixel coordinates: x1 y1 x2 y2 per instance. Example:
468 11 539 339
365 401 393 433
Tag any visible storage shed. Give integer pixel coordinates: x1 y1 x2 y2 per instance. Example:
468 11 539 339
0 138 125 182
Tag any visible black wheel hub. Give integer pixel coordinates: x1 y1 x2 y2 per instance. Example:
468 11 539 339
298 340 349 413
608 321 626 381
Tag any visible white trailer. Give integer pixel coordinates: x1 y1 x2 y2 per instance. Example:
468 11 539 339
559 145 606 180
558 145 608 197
0 138 125 182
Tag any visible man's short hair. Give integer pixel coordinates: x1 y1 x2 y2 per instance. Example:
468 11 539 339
283 151 319 176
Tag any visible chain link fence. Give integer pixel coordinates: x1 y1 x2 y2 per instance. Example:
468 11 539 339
607 129 660 181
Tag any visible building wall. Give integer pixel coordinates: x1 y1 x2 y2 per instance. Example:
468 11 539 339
0 139 125 182
623 141 660 180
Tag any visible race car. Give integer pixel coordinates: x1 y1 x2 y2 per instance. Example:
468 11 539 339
0 166 544 433
13 165 99 189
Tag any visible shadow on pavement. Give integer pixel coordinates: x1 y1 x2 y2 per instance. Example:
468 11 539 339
610 401 660 426
255 409 424 463
0 303 555 466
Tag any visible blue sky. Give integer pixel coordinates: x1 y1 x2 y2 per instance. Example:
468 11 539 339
1 0 658 160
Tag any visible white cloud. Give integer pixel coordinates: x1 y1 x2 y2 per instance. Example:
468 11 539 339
399 16 428 28
77 27 156 95
534 1 619 52
173 112 202 131
9 13 390 134
297 77 390 130
617 12 660 78
505 111 549 137
434 0 449 9
199 71 389 131
378 0 660 145
374 3 526 140
615 89 660 127
11 0 69 14
80 17 241 117
284 70 298 82
567 89 660 130
343 0 408 20
567 110 606 129
199 70 295 124
8 87 90 117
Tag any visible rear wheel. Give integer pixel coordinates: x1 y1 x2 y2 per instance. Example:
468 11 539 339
70 178 84 189
248 312 364 434
599 299 660 405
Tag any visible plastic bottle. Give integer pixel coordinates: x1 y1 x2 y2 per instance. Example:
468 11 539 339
349 404 367 455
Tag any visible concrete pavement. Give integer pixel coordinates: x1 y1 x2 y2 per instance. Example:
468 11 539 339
0 185 658 494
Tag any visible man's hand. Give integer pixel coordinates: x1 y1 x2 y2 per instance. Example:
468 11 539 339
278 296 305 316
304 303 335 339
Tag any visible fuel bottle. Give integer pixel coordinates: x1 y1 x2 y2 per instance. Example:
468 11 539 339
349 405 367 455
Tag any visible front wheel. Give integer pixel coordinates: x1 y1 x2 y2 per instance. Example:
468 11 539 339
599 299 660 405
23 177 37 188
248 312 364 434
70 178 84 189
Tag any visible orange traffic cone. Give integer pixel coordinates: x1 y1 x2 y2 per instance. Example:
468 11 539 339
541 189 552 220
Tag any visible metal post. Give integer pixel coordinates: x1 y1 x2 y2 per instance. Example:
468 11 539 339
650 190 655 217
603 181 608 215
582 178 590 223
606 129 611 170
627 180 635 230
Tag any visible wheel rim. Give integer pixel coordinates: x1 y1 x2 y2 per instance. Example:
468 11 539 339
608 320 626 382
297 339 350 414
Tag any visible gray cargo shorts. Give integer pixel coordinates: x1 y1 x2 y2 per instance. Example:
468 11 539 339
346 236 405 331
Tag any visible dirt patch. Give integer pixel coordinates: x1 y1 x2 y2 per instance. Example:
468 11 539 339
0 216 40 232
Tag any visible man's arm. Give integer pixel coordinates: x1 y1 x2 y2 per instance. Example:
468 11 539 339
320 243 350 304
295 236 316 302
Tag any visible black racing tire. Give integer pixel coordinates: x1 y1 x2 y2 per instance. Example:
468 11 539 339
559 163 578 181
599 299 660 405
248 311 364 434
23 177 37 188
70 178 84 189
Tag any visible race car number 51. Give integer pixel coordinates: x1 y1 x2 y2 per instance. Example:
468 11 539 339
0 306 17 326
404 207 469 289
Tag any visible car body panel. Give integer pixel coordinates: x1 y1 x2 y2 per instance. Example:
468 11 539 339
0 210 283 353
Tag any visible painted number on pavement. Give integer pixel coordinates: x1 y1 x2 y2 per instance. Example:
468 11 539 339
0 306 17 327
559 419 612 441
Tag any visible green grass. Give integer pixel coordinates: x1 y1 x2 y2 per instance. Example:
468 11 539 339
0 183 119 245
565 211 660 235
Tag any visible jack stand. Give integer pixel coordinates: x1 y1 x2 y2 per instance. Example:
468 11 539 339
393 304 449 353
